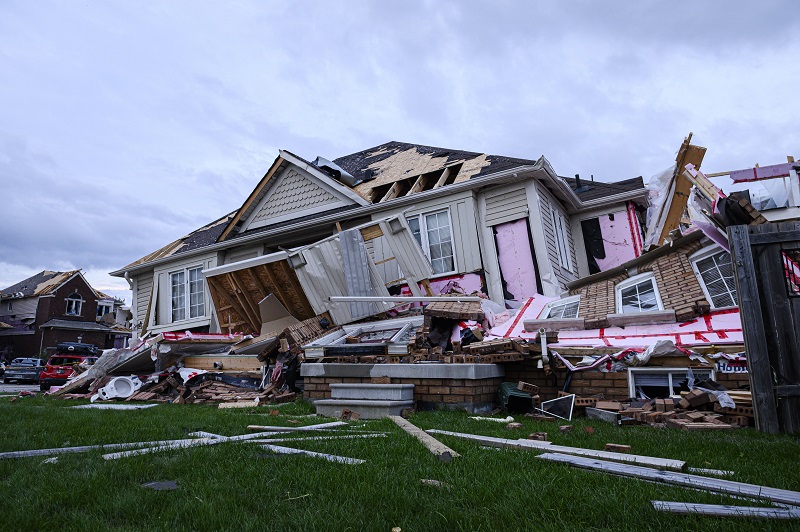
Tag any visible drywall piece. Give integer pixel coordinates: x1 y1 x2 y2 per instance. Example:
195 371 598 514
389 416 460 458
427 429 685 471
0 438 205 460
494 219 539 300
537 453 800 506
258 294 300 337
651 501 800 519
259 444 365 465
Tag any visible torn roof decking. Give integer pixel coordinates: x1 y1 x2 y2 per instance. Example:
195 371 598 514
113 141 648 276
1 270 80 298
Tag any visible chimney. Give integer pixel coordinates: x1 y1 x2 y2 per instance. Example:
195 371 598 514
575 173 582 189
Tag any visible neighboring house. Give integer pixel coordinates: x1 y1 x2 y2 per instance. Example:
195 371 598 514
0 270 131 358
111 141 648 341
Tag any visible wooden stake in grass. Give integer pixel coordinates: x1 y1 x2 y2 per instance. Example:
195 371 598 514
389 416 460 460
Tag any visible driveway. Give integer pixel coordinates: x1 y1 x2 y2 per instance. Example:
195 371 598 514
0 383 40 394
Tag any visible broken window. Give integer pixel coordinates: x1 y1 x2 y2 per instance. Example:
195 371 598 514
551 209 572 271
691 248 738 308
96 302 113 319
65 293 83 316
543 296 580 319
406 210 455 275
170 267 205 322
628 368 713 399
615 273 663 313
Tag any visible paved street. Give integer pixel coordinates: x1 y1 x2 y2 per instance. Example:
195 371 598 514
0 382 40 394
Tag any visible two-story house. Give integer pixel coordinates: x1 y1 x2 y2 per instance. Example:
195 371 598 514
111 141 648 341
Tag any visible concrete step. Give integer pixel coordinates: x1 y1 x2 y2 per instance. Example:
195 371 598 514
330 383 414 401
314 399 415 419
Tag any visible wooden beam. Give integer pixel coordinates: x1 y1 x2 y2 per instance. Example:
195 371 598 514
408 174 429 195
207 276 256 335
389 416 460 459
426 429 685 471
245 268 269 302
655 135 707 246
432 167 452 189
227 272 262 331
538 452 800 506
380 181 403 203
651 501 800 519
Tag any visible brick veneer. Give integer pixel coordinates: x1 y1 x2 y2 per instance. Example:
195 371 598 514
571 240 711 327
304 376 504 410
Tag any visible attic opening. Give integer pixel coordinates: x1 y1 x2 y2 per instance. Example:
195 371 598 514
368 163 463 203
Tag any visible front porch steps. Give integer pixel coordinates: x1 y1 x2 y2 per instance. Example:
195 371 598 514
313 383 414 419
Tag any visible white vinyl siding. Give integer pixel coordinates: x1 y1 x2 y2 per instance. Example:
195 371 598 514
691 249 738 308
616 273 663 313
551 209 572 271
484 186 528 226
535 183 577 288
134 274 153 328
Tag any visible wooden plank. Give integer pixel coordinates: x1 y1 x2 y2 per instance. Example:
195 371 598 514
538 452 800 506
432 167 451 189
389 416 460 459
359 224 383 241
0 438 204 460
259 444 365 465
102 430 284 460
656 138 707 245
426 429 685 471
228 272 262 330
408 174 429 195
747 230 800 245
207 276 257 335
727 224 780 434
651 501 800 519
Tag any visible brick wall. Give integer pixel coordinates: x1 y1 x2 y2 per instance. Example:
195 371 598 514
504 360 630 401
571 240 710 325
304 376 503 410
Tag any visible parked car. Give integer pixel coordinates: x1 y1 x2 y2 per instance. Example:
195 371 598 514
39 342 99 391
4 358 45 384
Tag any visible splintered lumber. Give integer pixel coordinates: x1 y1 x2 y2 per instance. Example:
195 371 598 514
651 501 800 519
0 438 205 460
537 453 800 506
259 444 364 465
389 416 460 458
426 429 685 471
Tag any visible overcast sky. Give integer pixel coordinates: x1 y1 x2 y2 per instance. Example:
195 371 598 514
2 0 798 304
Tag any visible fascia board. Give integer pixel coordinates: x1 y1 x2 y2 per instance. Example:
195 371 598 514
111 161 546 277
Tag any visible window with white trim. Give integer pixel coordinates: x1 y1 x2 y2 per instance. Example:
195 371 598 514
170 267 205 322
406 210 456 275
543 295 580 319
96 302 113 319
65 293 83 316
615 273 663 313
551 209 572 271
628 368 713 399
691 248 738 308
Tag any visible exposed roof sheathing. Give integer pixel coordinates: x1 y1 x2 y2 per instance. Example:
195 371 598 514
0 270 79 298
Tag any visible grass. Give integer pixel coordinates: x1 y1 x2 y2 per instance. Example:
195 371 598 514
1 396 799 531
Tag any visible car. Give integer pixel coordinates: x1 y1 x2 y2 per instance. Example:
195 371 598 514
4 358 45 384
39 342 99 391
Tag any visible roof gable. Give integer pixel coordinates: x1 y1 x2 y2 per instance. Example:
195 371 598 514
239 164 362 233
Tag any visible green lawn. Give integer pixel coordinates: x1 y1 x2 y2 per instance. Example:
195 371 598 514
1 396 799 531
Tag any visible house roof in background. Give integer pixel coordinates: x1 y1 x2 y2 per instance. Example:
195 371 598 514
0 270 80 298
560 175 646 203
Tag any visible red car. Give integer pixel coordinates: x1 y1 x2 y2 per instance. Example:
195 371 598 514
39 342 99 391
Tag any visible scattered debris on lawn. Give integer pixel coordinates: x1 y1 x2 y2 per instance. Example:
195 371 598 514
141 481 179 491
389 415 460 459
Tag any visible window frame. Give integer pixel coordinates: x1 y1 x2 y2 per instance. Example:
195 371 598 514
65 293 83 316
615 272 664 314
689 246 738 309
551 208 573 271
96 302 113 319
628 367 715 399
542 295 580 319
405 208 457 275
169 266 206 323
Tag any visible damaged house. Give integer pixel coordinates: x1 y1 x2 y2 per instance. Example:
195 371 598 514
0 270 131 359
112 141 648 345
